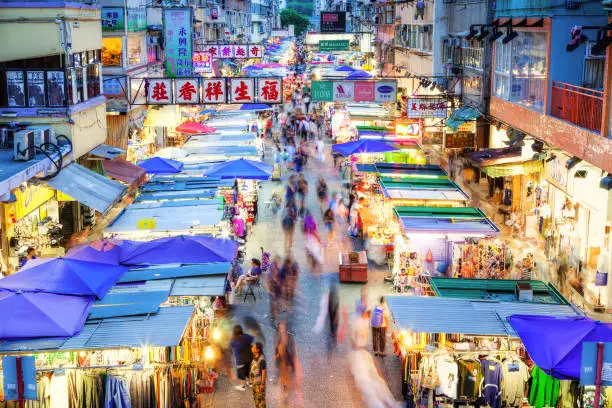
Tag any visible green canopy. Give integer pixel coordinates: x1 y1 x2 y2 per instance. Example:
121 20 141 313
445 106 481 132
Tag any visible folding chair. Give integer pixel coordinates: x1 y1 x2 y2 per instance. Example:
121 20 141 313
242 278 260 303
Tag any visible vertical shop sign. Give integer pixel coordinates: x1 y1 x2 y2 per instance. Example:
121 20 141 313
248 44 264 58
46 71 66 106
234 45 247 59
192 52 212 73
26 71 45 107
202 79 227 103
164 8 193 78
257 78 282 103
332 81 355 102
229 78 255 103
374 81 397 103
147 79 172 104
6 71 25 107
127 8 147 31
174 78 199 103
311 81 333 101
102 7 125 31
354 81 375 102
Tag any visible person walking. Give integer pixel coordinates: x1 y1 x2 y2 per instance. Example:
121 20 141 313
328 283 340 352
266 256 283 323
316 136 325 162
281 257 299 311
371 296 390 357
297 174 308 216
323 206 335 245
285 175 297 203
230 325 254 391
303 92 311 114
282 200 298 253
249 342 267 408
316 176 328 213
275 321 301 406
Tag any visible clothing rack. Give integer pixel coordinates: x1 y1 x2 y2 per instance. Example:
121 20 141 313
36 361 198 372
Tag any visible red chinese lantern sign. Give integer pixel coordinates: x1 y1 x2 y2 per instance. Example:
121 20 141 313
175 79 199 103
202 44 265 59
132 77 283 105
229 78 255 103
257 78 282 103
202 79 227 104
147 79 172 104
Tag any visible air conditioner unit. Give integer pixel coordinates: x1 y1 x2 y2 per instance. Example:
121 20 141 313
28 126 57 146
0 128 17 150
13 130 36 161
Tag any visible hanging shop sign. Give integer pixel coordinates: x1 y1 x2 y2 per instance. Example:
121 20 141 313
395 122 421 140
202 44 264 59
131 77 282 105
544 154 569 189
102 7 125 31
10 184 55 221
319 40 350 51
127 8 147 31
164 8 193 78
27 71 45 107
320 12 346 33
46 71 66 107
311 80 397 103
444 133 476 149
192 52 212 73
6 71 25 107
407 98 447 118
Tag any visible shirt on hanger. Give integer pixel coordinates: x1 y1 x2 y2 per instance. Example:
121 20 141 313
501 358 529 407
49 373 69 408
457 359 482 399
435 356 458 399
481 359 503 408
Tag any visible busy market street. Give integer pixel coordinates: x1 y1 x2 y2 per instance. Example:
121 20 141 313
2 1 612 408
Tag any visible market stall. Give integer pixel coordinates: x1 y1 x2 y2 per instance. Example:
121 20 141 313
386 295 582 408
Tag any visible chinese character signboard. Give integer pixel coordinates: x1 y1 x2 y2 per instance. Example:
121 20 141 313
27 71 46 107
407 98 447 118
202 44 264 59
193 52 212 73
319 40 350 51
311 80 396 103
234 45 247 59
220 45 234 58
311 81 333 102
320 12 346 33
354 82 375 102
127 8 147 31
174 79 199 103
102 8 125 31
202 79 227 103
164 8 193 78
6 71 25 107
147 79 172 104
46 71 66 107
257 78 282 104
248 44 264 58
229 78 255 103
444 133 475 149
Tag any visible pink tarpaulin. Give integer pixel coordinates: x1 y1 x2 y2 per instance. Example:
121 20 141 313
175 122 218 134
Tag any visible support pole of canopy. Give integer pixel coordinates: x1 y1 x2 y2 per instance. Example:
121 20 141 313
595 342 604 408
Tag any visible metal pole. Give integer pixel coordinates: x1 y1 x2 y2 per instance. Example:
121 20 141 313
594 342 604 408
16 356 24 408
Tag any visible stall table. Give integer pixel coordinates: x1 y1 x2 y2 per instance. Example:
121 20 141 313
339 251 368 283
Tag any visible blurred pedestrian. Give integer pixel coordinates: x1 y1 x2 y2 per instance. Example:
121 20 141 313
266 256 283 323
275 321 302 406
328 283 340 352
316 137 325 162
249 342 267 408
297 174 308 216
323 206 335 245
281 257 299 310
352 309 371 350
282 201 298 253
371 296 390 357
230 325 254 391
356 286 368 316
349 348 399 408
316 176 328 213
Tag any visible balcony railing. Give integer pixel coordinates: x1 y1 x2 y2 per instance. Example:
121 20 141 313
550 81 604 134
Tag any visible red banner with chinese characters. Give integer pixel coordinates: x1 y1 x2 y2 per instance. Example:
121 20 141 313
201 44 264 59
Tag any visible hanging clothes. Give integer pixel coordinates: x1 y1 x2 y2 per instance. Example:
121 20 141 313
104 376 131 408
481 359 503 408
49 372 69 408
457 359 483 399
529 366 560 408
501 357 529 407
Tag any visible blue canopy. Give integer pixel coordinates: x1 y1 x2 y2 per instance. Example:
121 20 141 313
336 66 355 72
345 70 372 80
65 241 122 264
240 104 272 111
0 291 93 340
509 315 612 380
0 258 127 299
119 235 239 266
199 109 216 115
137 157 184 174
242 66 262 71
204 158 273 180
332 139 398 156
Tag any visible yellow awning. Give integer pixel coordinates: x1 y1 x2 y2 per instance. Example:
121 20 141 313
482 160 543 178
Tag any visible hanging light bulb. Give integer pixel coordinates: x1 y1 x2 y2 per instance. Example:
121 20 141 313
205 346 215 361
212 327 222 341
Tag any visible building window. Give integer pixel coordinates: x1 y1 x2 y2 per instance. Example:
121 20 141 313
583 42 605 90
493 31 547 112
102 37 123 67
86 64 101 99
385 6 393 24
127 35 146 67
419 25 432 52
463 46 483 70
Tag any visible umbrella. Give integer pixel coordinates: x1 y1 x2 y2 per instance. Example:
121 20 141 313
0 258 127 299
137 157 184 174
242 65 262 71
509 315 612 380
155 147 188 160
240 104 272 111
332 139 398 156
176 122 218 134
204 158 273 180
119 235 239 266
336 66 355 72
0 291 93 340
199 109 216 115
65 240 121 264
345 70 372 80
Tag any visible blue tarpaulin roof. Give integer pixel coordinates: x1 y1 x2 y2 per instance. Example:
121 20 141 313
509 315 612 380
387 296 580 337
240 104 272 111
204 158 273 180
170 276 227 296
89 144 125 159
0 291 93 340
119 263 231 283
44 163 126 214
65 242 122 264
0 258 127 299
332 140 398 156
136 191 218 202
0 306 194 353
119 235 238 266
335 66 355 72
137 157 184 174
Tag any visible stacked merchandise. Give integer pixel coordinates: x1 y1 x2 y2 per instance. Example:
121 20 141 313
392 248 423 293
452 240 506 279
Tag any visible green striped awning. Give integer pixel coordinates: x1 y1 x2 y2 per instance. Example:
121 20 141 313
482 160 543 178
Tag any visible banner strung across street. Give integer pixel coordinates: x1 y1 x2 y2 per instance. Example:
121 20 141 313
406 98 448 118
201 44 264 59
311 80 397 103
129 77 283 105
